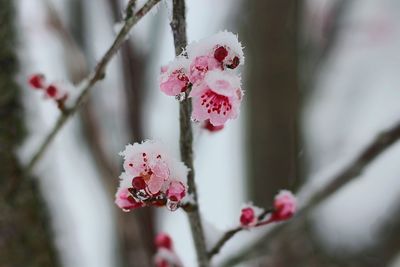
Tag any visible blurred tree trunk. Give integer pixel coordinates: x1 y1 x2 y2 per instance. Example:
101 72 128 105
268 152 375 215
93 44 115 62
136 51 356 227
0 1 59 266
66 0 154 265
243 0 301 206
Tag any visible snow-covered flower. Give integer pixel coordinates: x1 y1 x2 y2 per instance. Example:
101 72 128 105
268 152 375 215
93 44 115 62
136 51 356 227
159 30 245 128
166 180 186 202
155 233 173 250
188 55 221 85
45 83 69 101
190 70 243 126
154 233 182 267
187 31 245 70
240 207 257 227
115 187 144 212
271 190 297 221
28 74 74 109
116 140 188 211
239 204 264 227
159 56 190 97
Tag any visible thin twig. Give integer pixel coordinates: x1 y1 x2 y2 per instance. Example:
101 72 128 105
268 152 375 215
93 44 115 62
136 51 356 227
125 0 137 19
220 121 400 267
169 0 209 266
207 208 274 259
25 0 161 174
208 226 242 259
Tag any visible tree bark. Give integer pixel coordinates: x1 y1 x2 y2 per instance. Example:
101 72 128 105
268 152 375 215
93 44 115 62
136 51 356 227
0 1 59 266
244 0 301 207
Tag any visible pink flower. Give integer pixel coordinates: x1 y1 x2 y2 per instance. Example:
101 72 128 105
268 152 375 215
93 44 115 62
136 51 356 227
188 55 221 84
154 233 182 267
240 207 257 227
160 57 190 96
271 190 297 221
166 181 186 202
116 140 188 211
202 119 224 132
45 84 69 101
154 248 182 267
190 70 243 126
155 233 173 250
28 74 46 89
115 187 144 212
187 31 245 70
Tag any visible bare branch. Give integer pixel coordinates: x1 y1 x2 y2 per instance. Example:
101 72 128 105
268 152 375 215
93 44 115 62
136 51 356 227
220 121 400 266
25 0 161 174
169 0 209 266
208 226 242 259
207 208 274 259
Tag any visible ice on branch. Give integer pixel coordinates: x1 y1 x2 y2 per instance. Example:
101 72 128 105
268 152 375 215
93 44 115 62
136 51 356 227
154 233 183 267
159 31 245 128
115 140 188 212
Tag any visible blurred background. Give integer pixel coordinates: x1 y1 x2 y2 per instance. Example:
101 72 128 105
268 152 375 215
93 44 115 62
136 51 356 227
1 0 400 266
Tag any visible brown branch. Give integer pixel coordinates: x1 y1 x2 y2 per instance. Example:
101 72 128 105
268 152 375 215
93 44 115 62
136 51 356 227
24 0 161 175
170 1 209 266
220 120 400 267
207 208 274 259
207 226 242 259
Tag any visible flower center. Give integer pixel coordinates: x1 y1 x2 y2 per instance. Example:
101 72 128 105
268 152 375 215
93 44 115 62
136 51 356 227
201 90 232 115
214 46 228 62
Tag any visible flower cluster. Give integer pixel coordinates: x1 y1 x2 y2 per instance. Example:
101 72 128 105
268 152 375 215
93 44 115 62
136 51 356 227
28 74 71 109
115 140 188 212
159 31 244 127
154 233 182 267
240 190 297 228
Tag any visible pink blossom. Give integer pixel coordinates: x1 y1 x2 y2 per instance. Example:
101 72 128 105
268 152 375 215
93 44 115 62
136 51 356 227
28 75 74 109
240 207 257 227
116 140 188 211
159 57 190 96
166 181 186 202
155 233 173 250
45 84 69 101
188 55 221 84
154 248 182 267
202 119 224 132
115 187 143 212
190 70 243 126
271 190 297 221
28 74 46 89
154 233 182 267
186 31 245 70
